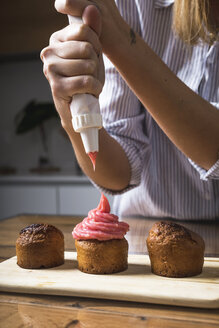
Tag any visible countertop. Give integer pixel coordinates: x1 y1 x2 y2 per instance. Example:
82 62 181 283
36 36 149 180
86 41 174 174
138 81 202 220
0 214 218 327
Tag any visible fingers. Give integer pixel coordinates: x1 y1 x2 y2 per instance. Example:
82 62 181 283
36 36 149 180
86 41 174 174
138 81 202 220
55 0 89 17
41 42 103 101
49 75 103 101
55 1 102 37
41 28 100 81
49 23 101 56
41 40 98 61
82 5 101 36
43 55 99 79
41 49 102 99
40 3 104 108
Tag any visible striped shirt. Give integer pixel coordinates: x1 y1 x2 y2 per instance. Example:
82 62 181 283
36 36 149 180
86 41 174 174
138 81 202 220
98 0 219 220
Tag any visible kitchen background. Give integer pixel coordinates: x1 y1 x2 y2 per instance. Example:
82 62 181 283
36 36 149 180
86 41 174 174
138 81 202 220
0 1 113 220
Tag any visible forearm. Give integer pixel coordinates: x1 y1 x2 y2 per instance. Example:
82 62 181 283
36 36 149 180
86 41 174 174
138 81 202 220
65 125 131 191
41 4 131 191
107 22 219 170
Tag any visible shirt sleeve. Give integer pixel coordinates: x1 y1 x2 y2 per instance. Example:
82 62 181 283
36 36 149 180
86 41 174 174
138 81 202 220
188 101 219 181
97 55 149 194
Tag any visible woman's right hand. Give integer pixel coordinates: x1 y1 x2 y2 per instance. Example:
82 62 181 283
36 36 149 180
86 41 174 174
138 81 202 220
40 5 105 134
54 0 128 56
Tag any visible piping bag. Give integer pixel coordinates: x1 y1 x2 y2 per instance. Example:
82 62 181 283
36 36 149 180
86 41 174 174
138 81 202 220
68 15 102 170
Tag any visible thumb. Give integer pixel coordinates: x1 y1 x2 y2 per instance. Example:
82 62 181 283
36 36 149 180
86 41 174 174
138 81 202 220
82 5 101 36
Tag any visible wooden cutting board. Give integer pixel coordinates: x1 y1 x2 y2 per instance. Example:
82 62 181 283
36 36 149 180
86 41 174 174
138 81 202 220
0 252 218 309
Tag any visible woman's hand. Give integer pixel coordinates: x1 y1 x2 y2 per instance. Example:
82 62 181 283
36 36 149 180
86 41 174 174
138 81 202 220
40 5 105 134
54 0 128 56
40 3 131 191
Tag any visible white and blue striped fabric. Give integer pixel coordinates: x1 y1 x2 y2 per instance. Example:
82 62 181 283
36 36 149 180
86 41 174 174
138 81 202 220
97 0 219 220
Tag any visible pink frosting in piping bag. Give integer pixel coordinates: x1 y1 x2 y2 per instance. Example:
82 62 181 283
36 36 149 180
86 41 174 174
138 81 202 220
88 151 97 171
72 193 129 241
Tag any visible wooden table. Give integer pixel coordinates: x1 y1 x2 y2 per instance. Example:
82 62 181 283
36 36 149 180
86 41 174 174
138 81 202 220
0 214 219 327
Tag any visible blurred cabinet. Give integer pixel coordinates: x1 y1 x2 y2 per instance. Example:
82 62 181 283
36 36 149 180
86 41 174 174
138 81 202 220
0 185 57 219
59 185 114 215
1 1 67 55
0 176 114 220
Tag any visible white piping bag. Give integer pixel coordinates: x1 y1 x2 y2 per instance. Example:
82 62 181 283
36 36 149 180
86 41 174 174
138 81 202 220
68 15 102 169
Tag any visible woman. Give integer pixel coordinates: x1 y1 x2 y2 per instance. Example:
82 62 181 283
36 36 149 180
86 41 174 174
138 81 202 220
41 0 219 219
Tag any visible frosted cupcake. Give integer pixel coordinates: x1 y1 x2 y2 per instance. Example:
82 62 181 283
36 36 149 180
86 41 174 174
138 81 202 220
72 193 129 274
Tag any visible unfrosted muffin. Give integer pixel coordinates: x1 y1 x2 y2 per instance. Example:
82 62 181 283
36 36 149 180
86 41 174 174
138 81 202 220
73 193 129 274
16 223 64 269
146 221 205 278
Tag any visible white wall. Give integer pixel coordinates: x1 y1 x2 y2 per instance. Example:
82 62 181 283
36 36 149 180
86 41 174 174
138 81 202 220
0 57 77 172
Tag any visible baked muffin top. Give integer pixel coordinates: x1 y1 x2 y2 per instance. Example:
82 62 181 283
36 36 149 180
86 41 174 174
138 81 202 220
147 221 204 247
17 223 63 245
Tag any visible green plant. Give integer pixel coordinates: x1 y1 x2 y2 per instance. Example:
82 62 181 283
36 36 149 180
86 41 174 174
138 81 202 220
15 100 58 134
15 100 59 167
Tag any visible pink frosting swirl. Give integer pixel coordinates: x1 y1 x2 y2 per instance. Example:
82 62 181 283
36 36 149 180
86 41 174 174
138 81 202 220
72 193 129 241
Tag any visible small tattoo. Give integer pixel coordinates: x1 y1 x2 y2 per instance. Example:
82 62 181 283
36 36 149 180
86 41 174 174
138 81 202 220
130 28 136 45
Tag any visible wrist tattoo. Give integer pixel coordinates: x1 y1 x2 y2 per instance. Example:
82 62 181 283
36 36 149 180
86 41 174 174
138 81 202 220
130 28 136 45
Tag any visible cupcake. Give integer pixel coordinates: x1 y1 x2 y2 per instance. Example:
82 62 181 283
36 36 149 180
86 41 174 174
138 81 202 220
16 223 64 269
146 221 205 278
72 193 129 274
